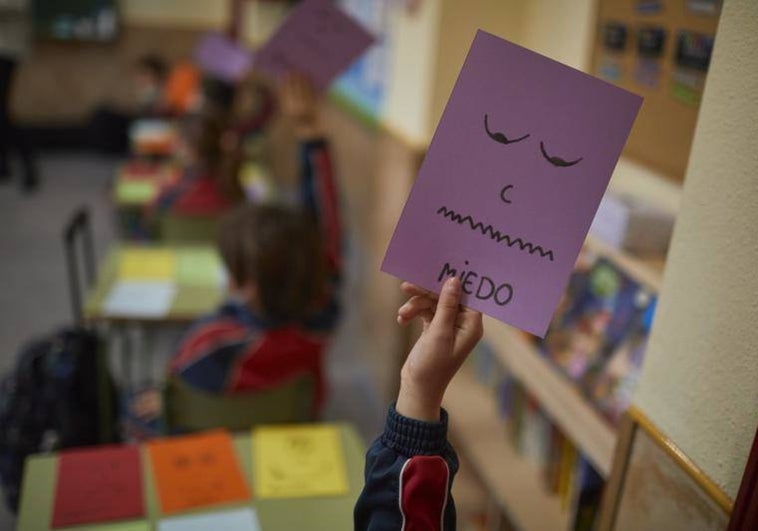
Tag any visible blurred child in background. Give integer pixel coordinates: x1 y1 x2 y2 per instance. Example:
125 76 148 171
133 54 169 117
151 110 244 217
168 73 342 416
221 72 277 202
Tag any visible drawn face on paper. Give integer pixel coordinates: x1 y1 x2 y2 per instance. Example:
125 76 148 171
382 31 641 336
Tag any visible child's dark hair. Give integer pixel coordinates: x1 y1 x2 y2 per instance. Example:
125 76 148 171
136 54 168 81
179 112 244 201
218 204 325 324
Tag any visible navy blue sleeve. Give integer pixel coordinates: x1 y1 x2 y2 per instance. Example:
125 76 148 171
354 405 459 531
298 139 343 333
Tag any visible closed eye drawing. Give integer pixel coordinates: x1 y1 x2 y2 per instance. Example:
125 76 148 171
484 114 530 145
539 141 583 167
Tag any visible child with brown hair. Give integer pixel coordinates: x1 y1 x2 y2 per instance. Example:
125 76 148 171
167 73 341 415
153 110 244 217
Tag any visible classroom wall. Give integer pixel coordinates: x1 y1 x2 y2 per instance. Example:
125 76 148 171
119 0 228 29
426 0 595 141
381 0 441 147
632 0 758 499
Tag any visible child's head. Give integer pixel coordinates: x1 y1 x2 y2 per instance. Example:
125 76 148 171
218 204 325 324
134 54 168 104
177 112 225 169
177 112 245 201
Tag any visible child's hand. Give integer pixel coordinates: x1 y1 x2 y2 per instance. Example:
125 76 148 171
278 72 320 138
396 277 483 421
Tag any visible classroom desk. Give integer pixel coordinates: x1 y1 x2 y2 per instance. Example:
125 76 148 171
18 424 366 531
84 244 225 326
113 163 180 208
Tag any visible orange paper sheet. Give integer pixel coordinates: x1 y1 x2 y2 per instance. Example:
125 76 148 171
147 430 250 514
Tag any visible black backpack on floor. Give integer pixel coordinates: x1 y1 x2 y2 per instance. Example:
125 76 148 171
0 328 118 512
0 207 118 513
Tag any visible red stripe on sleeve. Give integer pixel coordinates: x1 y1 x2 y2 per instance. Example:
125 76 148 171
399 456 450 531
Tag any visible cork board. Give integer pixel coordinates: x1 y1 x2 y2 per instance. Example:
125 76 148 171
591 0 721 182
614 429 729 530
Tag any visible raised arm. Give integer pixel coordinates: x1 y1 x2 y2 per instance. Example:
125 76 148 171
354 278 484 530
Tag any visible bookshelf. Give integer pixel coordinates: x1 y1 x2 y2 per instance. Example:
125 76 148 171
444 368 569 531
484 320 616 478
481 238 665 478
445 237 667 528
584 235 665 292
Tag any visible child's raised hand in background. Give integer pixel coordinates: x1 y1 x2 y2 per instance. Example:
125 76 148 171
396 277 483 422
278 72 321 138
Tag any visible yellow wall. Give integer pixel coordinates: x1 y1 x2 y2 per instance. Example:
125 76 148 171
428 0 527 140
423 0 595 141
381 0 442 148
119 0 228 28
632 0 758 498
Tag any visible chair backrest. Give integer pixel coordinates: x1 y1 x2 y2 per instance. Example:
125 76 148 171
163 375 315 433
160 214 220 243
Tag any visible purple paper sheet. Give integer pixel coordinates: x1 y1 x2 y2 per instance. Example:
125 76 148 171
195 32 252 83
382 30 642 337
253 0 375 89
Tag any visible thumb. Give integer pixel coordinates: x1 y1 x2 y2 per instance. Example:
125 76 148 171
430 277 461 334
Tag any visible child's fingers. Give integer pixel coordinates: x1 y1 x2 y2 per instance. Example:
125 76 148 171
454 309 484 354
400 282 437 299
397 308 434 326
398 295 435 319
397 295 437 324
429 277 462 334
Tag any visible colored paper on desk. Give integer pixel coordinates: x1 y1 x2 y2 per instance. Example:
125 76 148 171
148 430 250 514
195 32 252 83
254 424 348 498
381 30 642 337
119 248 176 280
104 281 176 317
51 444 143 527
115 180 157 205
176 248 225 287
253 0 374 89
159 508 261 531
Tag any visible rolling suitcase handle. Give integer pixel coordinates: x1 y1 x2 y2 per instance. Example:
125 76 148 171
63 207 96 325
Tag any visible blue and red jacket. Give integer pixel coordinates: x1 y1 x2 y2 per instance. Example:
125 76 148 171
169 139 341 415
355 406 459 530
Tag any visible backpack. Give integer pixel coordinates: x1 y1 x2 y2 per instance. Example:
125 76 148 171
0 327 118 513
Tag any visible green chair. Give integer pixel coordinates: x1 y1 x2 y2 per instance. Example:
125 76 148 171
160 214 220 243
163 375 315 433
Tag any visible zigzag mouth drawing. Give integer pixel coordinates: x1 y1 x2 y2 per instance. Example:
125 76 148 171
436 205 555 262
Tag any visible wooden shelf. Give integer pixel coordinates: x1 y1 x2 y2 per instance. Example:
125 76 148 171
483 318 617 478
444 369 569 531
584 235 665 292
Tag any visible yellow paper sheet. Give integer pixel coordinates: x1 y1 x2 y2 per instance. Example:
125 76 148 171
253 424 349 499
118 248 176 281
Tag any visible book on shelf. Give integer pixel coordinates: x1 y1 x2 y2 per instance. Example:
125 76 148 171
467 344 607 531
537 252 657 425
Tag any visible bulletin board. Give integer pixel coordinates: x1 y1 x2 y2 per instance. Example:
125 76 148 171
597 406 732 531
590 0 721 182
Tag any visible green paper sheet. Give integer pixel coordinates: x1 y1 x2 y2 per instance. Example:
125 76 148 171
176 248 223 287
116 180 157 205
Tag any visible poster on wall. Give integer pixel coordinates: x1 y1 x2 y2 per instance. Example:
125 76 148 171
603 22 628 51
637 26 666 58
675 30 714 71
333 0 392 119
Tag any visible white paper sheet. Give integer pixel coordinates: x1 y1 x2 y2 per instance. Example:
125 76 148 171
103 281 176 318
158 508 261 531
